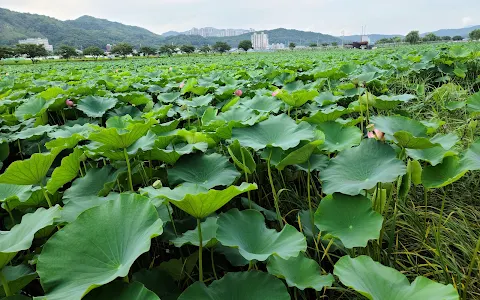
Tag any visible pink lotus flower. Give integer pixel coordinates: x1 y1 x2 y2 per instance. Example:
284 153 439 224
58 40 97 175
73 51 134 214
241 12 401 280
367 126 385 141
179 82 185 89
234 89 243 97
367 131 375 139
169 67 173 72
65 99 75 107
272 90 280 97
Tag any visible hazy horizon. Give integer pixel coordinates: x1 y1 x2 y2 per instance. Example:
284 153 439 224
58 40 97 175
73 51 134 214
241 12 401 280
2 0 479 36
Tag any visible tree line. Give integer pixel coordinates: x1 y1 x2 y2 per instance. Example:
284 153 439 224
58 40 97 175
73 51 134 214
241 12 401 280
379 29 480 44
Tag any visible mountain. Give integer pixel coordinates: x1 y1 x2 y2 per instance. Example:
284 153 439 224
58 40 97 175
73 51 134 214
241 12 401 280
162 31 182 37
340 34 404 43
0 8 163 49
421 25 480 37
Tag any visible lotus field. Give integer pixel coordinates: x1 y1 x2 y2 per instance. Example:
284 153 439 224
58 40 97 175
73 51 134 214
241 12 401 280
1 44 480 300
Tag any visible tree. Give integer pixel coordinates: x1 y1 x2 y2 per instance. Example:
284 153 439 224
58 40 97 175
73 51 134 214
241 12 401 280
441 36 452 41
453 35 464 41
57 45 77 60
309 43 317 48
238 40 253 51
0 46 14 59
83 46 104 59
289 42 296 50
423 33 440 42
159 45 177 56
199 45 211 54
212 42 231 54
405 31 420 44
139 46 157 56
321 43 329 47
332 42 338 47
180 45 195 55
470 29 480 41
111 43 133 58
15 44 48 63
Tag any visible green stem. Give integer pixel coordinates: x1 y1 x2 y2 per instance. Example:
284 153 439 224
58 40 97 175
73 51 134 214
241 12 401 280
267 153 283 228
424 188 429 231
307 164 315 235
124 148 134 192
197 218 203 282
240 148 251 208
4 202 15 225
17 140 23 160
0 270 12 297
211 249 218 280
463 236 480 300
40 184 53 208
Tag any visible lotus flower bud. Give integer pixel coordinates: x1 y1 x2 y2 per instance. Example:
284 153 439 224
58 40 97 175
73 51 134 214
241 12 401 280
169 67 173 72
272 90 280 97
373 129 384 140
234 89 243 97
179 81 185 89
65 99 74 107
153 180 163 189
367 131 375 139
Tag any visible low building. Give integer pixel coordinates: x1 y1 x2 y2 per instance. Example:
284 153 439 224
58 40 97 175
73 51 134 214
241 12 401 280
270 43 286 50
18 38 53 52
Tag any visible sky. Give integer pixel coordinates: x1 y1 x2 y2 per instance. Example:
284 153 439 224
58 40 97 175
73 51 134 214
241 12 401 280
2 0 479 36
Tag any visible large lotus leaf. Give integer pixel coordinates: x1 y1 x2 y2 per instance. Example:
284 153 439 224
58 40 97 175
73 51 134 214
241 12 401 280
141 183 257 219
277 89 319 107
227 140 256 174
393 131 438 149
132 268 181 300
241 95 282 113
217 209 306 261
12 125 57 141
0 206 60 268
48 124 96 139
320 139 406 195
466 91 480 116
295 153 329 172
182 95 213 108
314 91 342 106
36 197 163 300
0 184 33 203
46 149 83 194
231 114 315 151
370 115 427 140
462 140 480 170
76 96 118 118
240 197 277 221
172 217 218 248
430 133 459 150
83 281 159 300
406 146 457 166
168 153 240 189
317 121 362 152
217 106 262 126
334 255 458 300
0 264 37 297
149 142 208 164
305 105 350 123
176 129 217 148
115 92 152 106
422 156 468 189
15 97 52 121
88 116 155 149
268 140 324 171
0 151 60 185
63 166 125 201
158 92 181 103
267 254 334 291
314 193 383 248
178 271 290 300
373 94 416 110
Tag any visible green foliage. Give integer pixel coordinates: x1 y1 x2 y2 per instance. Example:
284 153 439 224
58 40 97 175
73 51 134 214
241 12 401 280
212 42 231 53
14 44 48 62
159 45 177 56
180 44 195 55
111 43 133 57
423 33 441 42
0 46 14 59
405 31 420 44
199 45 210 53
82 46 104 58
469 29 480 40
289 42 296 49
139 46 157 56
56 45 77 59
238 40 253 51
452 35 463 41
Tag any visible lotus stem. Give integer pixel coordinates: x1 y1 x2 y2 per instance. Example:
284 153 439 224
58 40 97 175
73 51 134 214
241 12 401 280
40 184 53 208
463 236 480 300
307 164 315 236
197 218 203 282
267 153 283 228
4 202 15 225
17 139 23 160
123 148 134 192
211 249 218 280
0 270 11 297
240 148 251 208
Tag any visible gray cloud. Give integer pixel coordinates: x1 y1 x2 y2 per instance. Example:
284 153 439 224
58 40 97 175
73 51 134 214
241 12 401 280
2 0 479 35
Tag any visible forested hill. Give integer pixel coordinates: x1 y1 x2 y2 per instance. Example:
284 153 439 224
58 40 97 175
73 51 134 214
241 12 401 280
0 8 340 49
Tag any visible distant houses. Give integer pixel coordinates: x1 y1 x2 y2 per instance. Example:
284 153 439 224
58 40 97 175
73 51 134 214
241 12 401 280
18 38 53 52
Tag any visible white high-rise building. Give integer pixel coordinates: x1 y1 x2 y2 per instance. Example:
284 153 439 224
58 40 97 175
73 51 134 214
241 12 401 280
18 38 53 52
251 32 269 50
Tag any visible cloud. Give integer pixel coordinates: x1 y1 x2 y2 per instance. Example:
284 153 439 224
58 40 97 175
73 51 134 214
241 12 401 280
462 16 473 27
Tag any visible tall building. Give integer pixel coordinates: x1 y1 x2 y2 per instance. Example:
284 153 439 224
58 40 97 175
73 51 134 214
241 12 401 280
251 32 269 50
186 27 253 38
106 44 112 52
18 38 53 52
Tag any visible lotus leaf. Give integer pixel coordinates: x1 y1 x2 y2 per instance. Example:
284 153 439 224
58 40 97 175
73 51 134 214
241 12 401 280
172 217 218 247
83 281 159 300
76 96 117 118
317 121 362 152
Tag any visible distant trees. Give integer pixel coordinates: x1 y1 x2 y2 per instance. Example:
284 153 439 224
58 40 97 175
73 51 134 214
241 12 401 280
199 45 211 54
212 42 231 54
159 45 177 56
470 29 480 41
111 43 133 58
238 40 253 51
405 31 420 44
309 43 317 47
441 36 452 41
0 46 14 59
83 46 105 59
15 44 48 63
453 35 464 41
289 42 296 50
139 46 157 56
57 45 77 60
180 44 195 55
376 36 402 44
332 42 338 47
321 43 329 47
423 33 440 42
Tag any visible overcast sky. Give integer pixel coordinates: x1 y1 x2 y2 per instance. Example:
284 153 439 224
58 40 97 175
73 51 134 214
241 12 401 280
2 0 479 36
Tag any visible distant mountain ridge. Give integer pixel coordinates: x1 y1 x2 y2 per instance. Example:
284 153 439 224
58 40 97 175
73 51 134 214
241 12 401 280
0 7 478 49
421 25 480 37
